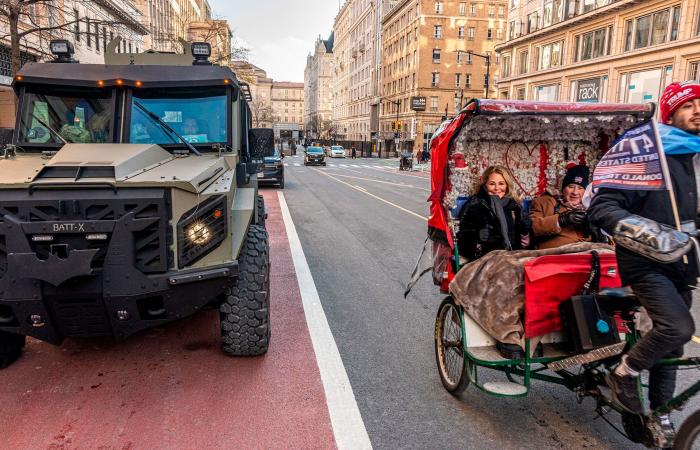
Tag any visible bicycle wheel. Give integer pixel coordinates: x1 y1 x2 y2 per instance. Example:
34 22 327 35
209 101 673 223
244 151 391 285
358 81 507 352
675 410 700 450
434 297 470 394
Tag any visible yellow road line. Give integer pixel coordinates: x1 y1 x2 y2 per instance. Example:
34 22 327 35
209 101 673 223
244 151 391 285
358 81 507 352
313 168 428 222
329 173 430 192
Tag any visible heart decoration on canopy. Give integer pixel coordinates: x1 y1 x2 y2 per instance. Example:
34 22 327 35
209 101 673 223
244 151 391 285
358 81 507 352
503 142 542 199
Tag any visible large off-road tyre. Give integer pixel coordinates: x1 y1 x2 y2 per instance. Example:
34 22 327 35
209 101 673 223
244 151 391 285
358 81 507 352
0 330 25 369
220 225 270 356
256 195 266 228
435 296 470 395
675 409 700 449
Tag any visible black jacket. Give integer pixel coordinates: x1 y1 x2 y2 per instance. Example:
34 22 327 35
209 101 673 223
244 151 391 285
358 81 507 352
588 153 699 287
457 188 527 262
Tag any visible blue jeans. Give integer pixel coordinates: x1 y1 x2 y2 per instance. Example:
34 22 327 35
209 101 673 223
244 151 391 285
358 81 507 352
627 272 695 410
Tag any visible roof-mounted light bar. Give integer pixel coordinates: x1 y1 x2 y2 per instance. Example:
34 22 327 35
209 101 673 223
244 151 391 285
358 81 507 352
49 40 78 64
191 42 212 66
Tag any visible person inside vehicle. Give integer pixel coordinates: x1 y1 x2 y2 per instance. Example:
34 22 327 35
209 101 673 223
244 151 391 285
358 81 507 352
456 165 529 263
530 163 591 249
589 81 700 447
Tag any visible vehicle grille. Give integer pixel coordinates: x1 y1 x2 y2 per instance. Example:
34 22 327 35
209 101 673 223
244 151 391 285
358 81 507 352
0 189 171 277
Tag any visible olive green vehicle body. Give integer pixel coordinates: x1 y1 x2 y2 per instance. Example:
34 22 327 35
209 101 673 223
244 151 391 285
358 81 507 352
0 44 264 344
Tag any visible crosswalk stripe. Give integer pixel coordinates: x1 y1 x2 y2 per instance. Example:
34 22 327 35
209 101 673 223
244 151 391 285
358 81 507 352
293 163 300 166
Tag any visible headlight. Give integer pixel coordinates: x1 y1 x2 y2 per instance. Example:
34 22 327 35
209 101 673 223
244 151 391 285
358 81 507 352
177 195 228 267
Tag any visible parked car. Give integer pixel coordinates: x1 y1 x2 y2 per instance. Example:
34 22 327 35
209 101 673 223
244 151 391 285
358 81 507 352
304 146 326 166
330 145 346 158
259 148 285 188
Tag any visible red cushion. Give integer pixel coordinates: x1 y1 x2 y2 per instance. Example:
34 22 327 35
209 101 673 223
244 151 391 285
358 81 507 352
524 253 622 338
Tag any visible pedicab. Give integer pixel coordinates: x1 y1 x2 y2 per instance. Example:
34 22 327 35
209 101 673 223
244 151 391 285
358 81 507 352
427 99 700 448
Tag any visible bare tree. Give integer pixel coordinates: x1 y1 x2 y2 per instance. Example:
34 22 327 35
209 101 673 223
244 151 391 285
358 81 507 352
249 97 272 128
0 1 126 75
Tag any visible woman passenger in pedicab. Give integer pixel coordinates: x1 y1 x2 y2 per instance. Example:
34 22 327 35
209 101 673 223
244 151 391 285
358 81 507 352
456 165 530 263
530 163 592 250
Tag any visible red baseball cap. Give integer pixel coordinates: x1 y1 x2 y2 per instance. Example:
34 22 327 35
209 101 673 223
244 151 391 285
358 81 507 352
660 81 700 123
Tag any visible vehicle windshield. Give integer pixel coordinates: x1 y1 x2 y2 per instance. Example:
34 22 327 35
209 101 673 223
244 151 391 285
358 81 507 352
129 87 227 147
332 146 343 151
307 147 323 154
18 86 113 145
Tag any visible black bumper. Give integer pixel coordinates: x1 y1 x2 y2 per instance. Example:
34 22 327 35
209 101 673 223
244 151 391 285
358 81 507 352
305 159 325 165
259 166 284 184
0 188 237 344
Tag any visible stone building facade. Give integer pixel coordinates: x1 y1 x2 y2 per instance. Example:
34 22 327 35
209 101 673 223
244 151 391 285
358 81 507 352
304 33 334 140
332 0 383 143
133 0 212 52
495 0 700 107
271 81 305 141
380 0 508 155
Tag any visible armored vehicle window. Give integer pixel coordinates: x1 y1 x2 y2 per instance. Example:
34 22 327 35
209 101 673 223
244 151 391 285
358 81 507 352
18 86 113 146
129 87 227 148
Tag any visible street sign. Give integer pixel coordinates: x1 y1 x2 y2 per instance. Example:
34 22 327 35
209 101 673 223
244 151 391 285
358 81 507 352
411 96 427 111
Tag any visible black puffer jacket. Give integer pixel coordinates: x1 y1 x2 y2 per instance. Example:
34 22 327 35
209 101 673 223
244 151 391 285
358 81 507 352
457 187 528 262
588 153 699 286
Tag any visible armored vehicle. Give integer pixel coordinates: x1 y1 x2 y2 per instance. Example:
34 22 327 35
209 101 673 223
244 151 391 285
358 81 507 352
0 40 270 368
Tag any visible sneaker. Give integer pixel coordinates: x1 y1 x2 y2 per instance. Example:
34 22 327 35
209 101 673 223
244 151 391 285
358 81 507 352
648 414 676 448
606 371 643 414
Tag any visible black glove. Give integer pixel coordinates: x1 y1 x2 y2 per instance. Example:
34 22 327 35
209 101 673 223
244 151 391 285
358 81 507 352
558 210 587 228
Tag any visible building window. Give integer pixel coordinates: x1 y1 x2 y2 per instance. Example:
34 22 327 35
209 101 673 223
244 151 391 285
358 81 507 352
435 1 443 13
457 51 464 64
536 41 563 70
625 7 681 51
527 12 539 33
433 48 441 63
619 66 673 104
498 5 505 18
516 87 526 100
487 29 493 40
497 28 503 40
432 72 440 87
468 27 475 41
95 24 100 51
86 18 91 48
456 73 462 87
102 28 107 52
502 55 511 78
689 62 700 81
488 5 495 18
518 50 529 75
470 4 477 16
533 84 560 101
430 96 439 112
434 25 443 38
458 26 465 39
73 9 80 43
466 52 473 64
574 26 612 62
465 74 472 87
459 2 466 15
543 0 554 27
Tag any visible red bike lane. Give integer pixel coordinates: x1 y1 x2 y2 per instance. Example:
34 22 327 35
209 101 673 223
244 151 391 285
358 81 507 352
0 191 336 450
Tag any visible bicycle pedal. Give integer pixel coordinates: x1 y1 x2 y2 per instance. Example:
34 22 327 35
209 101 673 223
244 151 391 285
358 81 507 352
548 342 627 372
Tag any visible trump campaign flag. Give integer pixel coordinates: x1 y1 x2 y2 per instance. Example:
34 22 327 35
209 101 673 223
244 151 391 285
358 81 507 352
592 121 666 191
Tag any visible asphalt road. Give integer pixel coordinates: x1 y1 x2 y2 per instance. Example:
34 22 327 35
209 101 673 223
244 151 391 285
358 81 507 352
280 151 700 450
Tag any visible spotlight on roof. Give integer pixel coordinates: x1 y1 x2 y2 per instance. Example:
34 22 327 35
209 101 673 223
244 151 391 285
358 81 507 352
49 40 78 64
191 42 212 66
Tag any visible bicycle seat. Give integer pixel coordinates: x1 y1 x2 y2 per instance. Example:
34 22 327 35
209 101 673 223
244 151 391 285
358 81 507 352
598 287 639 315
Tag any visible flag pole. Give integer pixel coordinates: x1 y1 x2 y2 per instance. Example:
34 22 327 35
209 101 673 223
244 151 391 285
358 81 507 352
651 119 683 232
651 119 688 264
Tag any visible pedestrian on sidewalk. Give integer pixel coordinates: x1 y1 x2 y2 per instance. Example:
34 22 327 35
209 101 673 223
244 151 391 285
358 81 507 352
351 146 357 159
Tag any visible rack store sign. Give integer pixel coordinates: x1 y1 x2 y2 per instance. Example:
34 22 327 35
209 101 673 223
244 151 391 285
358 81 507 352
577 78 601 103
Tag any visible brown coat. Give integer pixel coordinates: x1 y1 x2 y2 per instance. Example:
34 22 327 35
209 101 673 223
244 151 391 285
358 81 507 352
530 194 589 250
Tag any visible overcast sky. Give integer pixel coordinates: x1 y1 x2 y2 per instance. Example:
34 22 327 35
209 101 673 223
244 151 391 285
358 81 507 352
209 0 339 82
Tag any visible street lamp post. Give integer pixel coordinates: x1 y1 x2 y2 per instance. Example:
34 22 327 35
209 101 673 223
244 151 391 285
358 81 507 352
454 50 491 99
388 99 401 157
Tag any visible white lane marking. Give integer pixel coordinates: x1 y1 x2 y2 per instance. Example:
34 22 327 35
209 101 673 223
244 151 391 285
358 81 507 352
278 192 372 450
312 169 428 221
293 163 301 167
330 173 430 192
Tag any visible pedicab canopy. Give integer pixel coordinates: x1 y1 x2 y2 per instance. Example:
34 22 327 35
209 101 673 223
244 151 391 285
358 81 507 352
428 99 653 341
428 99 655 249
